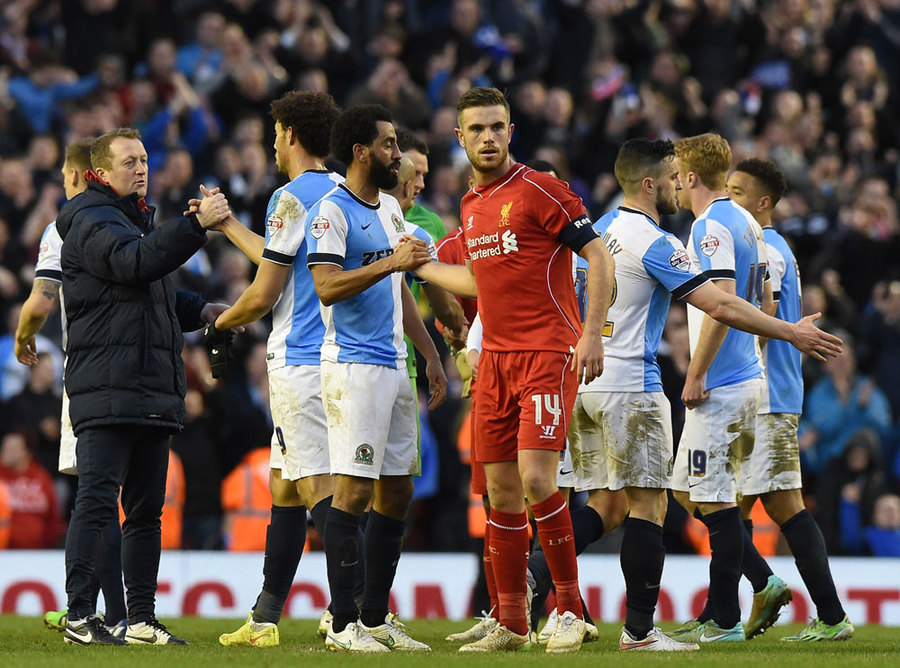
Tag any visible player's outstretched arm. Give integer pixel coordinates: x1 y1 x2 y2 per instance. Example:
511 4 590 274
572 237 614 385
414 259 478 298
185 186 265 264
685 282 842 361
214 261 289 330
401 281 447 409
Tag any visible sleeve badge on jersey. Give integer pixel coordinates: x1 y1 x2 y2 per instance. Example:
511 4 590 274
310 216 330 239
699 234 719 256
668 248 692 271
266 214 284 234
391 213 405 233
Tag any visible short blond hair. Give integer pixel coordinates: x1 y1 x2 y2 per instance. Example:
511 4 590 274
91 128 142 172
674 133 731 190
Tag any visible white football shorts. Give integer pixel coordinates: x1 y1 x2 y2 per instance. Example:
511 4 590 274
268 364 330 481
58 387 77 475
321 360 418 479
557 445 574 488
569 391 674 492
739 412 802 495
672 378 762 503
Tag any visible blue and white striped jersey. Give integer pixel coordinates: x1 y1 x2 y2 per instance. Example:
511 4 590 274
576 206 707 392
262 169 343 371
306 185 409 369
686 197 767 390
759 226 803 414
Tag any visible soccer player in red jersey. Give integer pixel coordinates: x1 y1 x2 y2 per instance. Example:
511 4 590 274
416 87 615 653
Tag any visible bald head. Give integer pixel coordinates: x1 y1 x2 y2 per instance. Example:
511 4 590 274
384 154 417 214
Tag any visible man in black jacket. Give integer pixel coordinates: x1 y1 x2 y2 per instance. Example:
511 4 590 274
57 127 231 646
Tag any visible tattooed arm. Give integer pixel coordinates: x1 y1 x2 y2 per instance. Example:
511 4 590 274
15 278 61 366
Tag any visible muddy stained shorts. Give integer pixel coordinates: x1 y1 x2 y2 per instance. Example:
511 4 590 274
268 364 330 481
672 378 762 503
321 360 418 480
739 412 801 495
569 391 674 492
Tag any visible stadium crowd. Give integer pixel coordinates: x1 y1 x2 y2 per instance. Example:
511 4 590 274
0 0 899 563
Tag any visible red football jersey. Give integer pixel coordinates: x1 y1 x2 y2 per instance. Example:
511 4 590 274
436 227 479 326
462 163 584 353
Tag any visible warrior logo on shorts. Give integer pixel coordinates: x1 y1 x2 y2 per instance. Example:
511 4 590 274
354 444 375 465
391 213 405 233
700 234 719 256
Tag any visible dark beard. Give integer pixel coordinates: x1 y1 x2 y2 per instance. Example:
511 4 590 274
657 191 678 216
370 158 398 190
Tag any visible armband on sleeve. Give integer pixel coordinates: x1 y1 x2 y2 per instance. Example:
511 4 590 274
558 215 599 253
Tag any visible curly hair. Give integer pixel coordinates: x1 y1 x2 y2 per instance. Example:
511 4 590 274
270 91 340 159
330 104 393 167
91 128 142 171
614 138 676 193
674 133 731 191
734 158 787 206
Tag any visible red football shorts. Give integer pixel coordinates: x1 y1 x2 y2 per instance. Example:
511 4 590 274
468 386 488 495
474 350 576 463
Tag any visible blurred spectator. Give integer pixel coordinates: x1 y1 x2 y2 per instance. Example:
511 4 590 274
799 330 891 474
0 157 37 233
0 303 63 402
2 352 61 477
840 491 900 557
220 446 270 551
813 177 900 308
5 50 98 134
817 428 887 554
346 58 431 130
151 147 202 222
274 1 355 100
171 387 223 550
0 429 64 548
857 280 900 420
176 10 226 94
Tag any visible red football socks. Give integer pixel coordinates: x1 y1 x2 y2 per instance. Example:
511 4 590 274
488 508 530 635
532 491 582 618
482 521 500 619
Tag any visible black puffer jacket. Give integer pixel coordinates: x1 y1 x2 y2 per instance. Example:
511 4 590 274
57 179 208 435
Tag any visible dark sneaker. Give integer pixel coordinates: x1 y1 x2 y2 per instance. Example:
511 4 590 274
64 614 128 646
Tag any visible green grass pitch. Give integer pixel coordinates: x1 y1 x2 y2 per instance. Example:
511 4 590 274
4 615 900 666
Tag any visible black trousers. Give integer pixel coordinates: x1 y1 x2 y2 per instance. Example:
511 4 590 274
65 425 170 623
